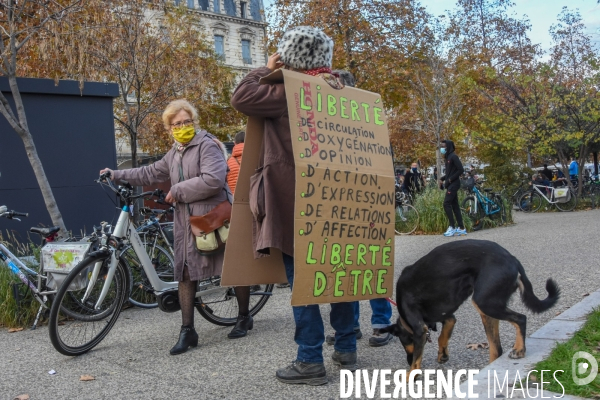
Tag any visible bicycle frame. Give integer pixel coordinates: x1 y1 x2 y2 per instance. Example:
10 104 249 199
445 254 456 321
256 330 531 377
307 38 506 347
530 184 565 204
86 204 228 310
0 243 45 296
471 187 501 217
0 243 55 328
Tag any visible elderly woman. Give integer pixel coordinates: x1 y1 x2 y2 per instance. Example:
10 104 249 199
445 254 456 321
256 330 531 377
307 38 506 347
100 99 252 355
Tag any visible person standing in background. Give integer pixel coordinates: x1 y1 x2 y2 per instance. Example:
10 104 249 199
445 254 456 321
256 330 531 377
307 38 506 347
569 157 579 181
227 131 245 195
439 140 466 237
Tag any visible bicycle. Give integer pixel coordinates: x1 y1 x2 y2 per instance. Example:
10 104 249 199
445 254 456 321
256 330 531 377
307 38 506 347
0 206 99 329
394 190 419 235
49 173 274 356
461 181 506 231
518 183 577 212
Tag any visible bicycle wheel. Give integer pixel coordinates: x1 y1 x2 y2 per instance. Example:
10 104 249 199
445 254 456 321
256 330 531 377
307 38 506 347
121 242 174 309
518 191 542 213
555 188 577 211
394 204 419 235
461 196 484 231
49 254 129 356
195 281 274 326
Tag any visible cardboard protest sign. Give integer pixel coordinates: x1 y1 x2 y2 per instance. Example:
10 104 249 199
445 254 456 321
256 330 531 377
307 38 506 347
221 69 395 306
280 70 395 305
221 116 288 286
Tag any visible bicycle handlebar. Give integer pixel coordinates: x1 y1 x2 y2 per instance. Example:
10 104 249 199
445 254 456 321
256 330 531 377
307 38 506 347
0 208 29 219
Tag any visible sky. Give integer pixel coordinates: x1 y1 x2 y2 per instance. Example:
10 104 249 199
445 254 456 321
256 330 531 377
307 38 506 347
262 0 600 54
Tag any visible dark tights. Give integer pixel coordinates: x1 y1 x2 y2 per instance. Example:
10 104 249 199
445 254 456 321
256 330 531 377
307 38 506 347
179 266 197 327
179 266 251 327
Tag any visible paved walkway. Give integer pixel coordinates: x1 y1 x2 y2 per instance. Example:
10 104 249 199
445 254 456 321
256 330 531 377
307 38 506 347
2 210 599 399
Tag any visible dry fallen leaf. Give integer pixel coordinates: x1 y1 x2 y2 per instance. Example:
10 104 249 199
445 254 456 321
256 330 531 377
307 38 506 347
14 395 29 400
80 375 95 381
8 327 24 333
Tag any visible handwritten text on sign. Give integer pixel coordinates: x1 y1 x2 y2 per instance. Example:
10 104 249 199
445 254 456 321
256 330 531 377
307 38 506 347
283 70 395 306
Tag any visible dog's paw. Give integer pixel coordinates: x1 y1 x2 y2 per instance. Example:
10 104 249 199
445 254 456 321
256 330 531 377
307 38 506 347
437 354 449 364
508 349 525 359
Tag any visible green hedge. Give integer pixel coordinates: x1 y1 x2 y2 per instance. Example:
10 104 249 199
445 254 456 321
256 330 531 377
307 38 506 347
411 186 513 234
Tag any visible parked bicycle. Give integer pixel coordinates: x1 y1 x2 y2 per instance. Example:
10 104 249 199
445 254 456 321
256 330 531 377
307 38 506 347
518 183 577 212
461 180 506 231
394 189 419 235
0 206 100 329
49 174 273 356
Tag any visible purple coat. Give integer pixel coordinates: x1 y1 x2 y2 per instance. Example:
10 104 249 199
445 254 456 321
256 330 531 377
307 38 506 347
112 130 227 281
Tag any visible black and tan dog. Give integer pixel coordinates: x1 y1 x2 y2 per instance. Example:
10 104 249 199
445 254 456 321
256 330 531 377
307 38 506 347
382 239 559 374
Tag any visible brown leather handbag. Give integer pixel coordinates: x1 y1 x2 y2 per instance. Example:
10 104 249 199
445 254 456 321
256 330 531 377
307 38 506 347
189 199 231 255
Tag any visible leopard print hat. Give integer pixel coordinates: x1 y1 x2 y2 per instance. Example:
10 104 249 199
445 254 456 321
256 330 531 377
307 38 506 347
276 26 334 70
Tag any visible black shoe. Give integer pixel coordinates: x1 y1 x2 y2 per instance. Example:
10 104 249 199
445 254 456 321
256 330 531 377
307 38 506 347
228 314 253 339
332 350 358 371
368 328 393 347
325 328 363 345
170 325 198 355
276 361 328 385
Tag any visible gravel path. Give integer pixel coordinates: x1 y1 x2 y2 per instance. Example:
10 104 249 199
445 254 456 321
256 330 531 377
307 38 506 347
2 210 599 400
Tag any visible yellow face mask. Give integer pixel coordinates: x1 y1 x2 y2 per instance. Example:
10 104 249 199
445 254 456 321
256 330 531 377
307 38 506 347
172 126 195 144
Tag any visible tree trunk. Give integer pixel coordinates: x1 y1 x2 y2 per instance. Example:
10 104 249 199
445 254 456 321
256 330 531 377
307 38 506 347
17 128 68 234
593 152 598 177
4 74 67 235
130 132 138 169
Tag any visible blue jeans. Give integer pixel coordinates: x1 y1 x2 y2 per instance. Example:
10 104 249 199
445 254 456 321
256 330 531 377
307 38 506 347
353 298 392 330
283 254 356 363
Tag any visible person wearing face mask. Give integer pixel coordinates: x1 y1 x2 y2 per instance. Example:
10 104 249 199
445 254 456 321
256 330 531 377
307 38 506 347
402 162 425 197
99 99 253 355
439 140 466 237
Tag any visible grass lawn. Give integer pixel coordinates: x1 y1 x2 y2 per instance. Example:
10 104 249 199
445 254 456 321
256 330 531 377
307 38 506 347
530 308 600 398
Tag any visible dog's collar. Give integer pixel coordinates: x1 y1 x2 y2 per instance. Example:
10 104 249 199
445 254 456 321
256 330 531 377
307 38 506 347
399 315 414 335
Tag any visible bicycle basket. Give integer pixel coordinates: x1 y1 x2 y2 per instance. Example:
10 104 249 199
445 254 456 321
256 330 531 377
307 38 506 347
461 176 475 190
42 242 92 291
554 187 570 203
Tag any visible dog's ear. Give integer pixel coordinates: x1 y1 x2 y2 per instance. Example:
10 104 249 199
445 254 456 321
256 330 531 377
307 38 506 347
380 323 403 337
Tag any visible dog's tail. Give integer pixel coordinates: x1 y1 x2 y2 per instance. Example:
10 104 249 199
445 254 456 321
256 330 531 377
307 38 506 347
517 261 560 313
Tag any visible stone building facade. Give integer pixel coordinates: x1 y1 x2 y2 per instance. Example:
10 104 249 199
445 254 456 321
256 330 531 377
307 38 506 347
174 0 268 75
116 0 267 167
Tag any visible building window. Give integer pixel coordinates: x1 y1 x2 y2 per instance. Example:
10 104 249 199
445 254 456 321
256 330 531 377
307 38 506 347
213 0 220 13
187 0 194 7
224 0 236 16
242 39 252 64
241 1 247 18
198 0 209 10
214 35 225 59
250 0 261 21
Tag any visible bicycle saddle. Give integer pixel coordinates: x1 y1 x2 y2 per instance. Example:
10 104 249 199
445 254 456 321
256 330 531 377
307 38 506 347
484 188 493 192
30 226 60 238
